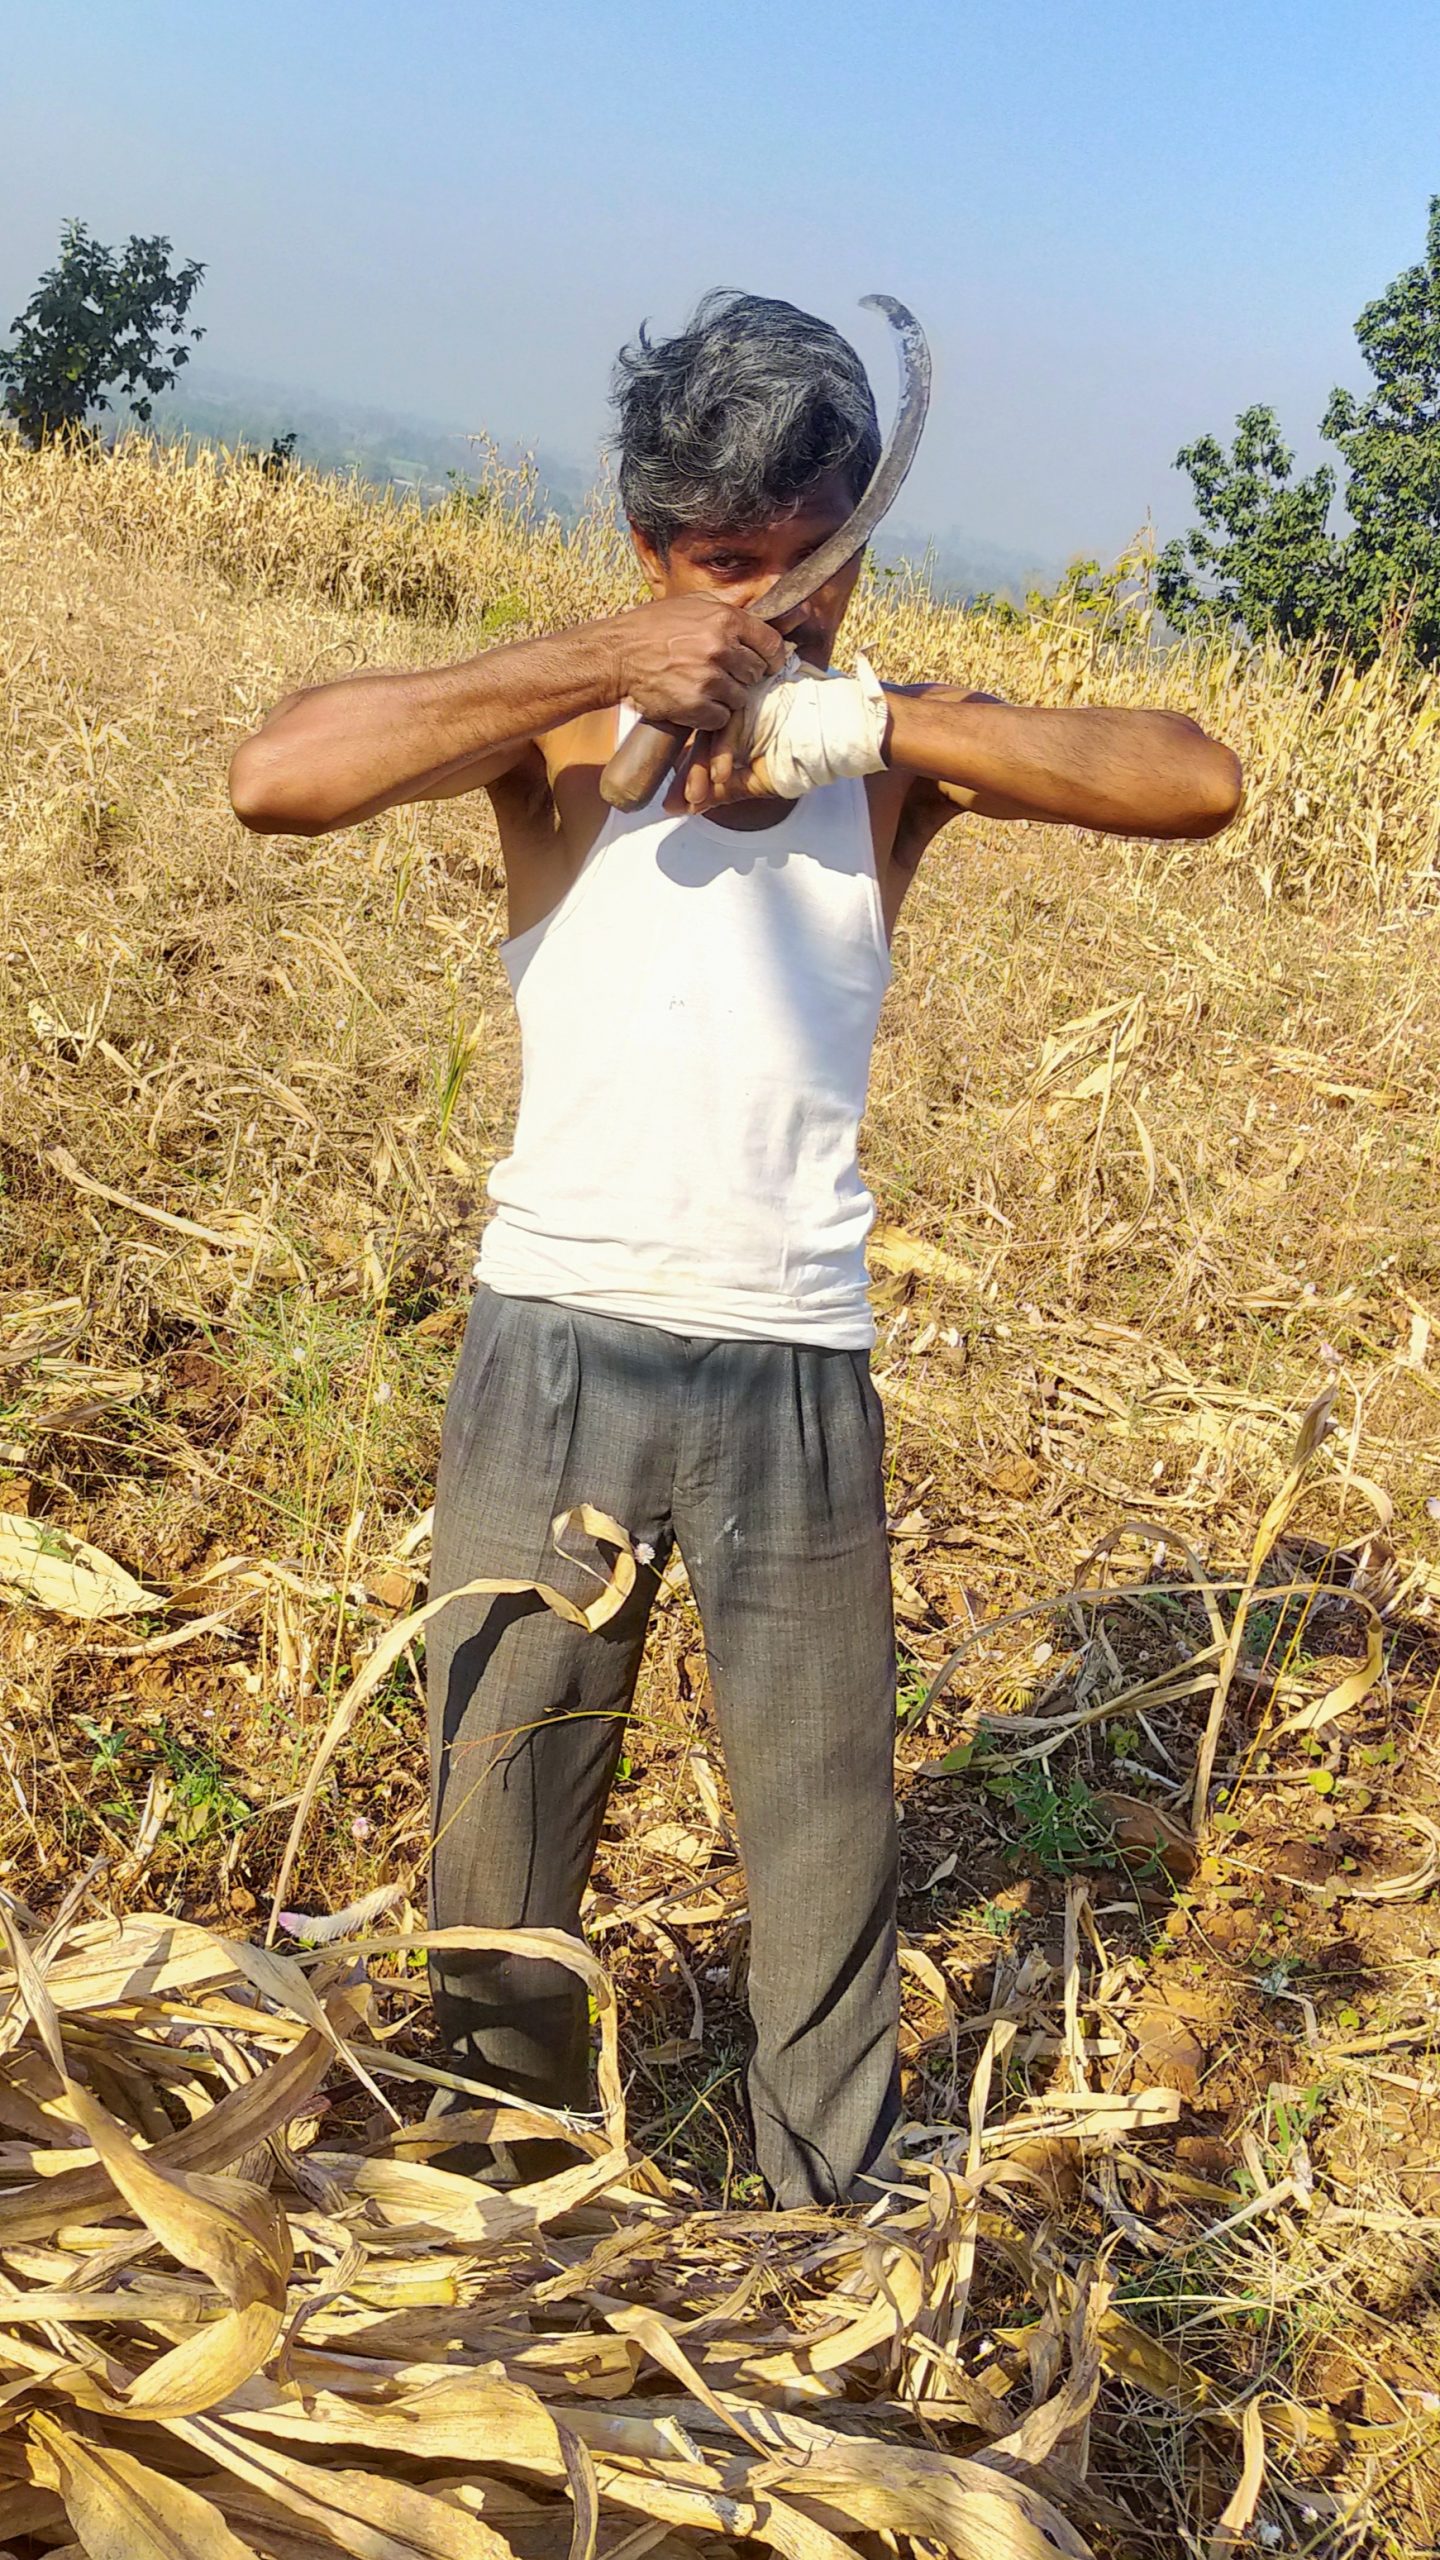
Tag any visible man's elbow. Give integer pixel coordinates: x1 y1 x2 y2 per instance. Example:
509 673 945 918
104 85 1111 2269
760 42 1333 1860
1188 740 1244 837
1153 718 1243 837
228 738 329 838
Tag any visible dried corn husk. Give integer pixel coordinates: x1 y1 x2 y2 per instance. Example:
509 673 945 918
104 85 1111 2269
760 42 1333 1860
0 1512 161 1620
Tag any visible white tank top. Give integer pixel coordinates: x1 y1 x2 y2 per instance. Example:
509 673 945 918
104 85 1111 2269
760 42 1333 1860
478 708 892 1348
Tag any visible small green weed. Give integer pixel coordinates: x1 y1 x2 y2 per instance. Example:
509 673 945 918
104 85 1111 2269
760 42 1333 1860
75 1715 251 1848
895 1650 934 1722
436 1009 482 1141
1241 1596 1317 1672
1262 2080 1327 2172
158 1732 252 1846
989 1764 1119 1876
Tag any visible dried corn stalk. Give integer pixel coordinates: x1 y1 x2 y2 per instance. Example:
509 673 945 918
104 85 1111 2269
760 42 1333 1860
0 1904 1102 2560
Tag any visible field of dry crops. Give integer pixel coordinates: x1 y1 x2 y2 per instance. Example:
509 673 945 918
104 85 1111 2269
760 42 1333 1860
3 433 1440 2557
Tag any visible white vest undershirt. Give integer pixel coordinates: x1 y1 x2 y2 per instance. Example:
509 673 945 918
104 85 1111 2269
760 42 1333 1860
477 705 892 1348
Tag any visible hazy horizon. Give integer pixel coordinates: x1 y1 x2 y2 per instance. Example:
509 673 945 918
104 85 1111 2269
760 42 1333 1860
5 0 1438 569
146 357 1063 599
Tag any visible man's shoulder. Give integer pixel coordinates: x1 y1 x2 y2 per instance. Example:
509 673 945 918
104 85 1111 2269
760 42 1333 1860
484 709 620 810
864 763 930 856
541 705 622 780
868 767 971 900
485 709 620 881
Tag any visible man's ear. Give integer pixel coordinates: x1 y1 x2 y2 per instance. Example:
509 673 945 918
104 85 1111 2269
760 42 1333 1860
629 522 667 597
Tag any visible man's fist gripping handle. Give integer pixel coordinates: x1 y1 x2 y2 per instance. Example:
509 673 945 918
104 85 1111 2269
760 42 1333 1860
600 714 692 812
603 596 788 811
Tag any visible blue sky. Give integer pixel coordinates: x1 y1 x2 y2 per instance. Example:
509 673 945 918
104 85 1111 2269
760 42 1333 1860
3 0 1436 564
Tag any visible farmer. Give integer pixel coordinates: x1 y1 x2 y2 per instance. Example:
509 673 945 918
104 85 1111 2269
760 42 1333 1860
230 292 1241 2205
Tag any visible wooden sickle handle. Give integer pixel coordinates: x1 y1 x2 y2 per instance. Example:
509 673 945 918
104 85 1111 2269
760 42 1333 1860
599 715 692 812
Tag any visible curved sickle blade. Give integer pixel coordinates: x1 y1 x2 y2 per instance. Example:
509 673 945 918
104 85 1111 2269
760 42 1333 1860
755 294 932 620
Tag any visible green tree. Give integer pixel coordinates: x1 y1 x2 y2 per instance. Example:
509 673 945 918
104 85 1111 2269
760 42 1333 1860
1159 196 1440 663
0 219 205 449
1324 195 1440 662
1156 408 1339 648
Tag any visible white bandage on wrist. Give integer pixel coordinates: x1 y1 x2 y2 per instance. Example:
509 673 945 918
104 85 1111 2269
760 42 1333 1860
732 651 889 799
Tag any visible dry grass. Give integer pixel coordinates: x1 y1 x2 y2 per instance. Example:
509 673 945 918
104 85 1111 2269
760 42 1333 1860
3 430 1440 2554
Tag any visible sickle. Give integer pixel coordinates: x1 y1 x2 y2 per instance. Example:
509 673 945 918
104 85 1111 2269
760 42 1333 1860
599 295 932 812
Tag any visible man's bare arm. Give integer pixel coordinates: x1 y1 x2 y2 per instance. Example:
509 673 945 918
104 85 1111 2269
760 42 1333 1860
883 685 1242 839
228 598 787 837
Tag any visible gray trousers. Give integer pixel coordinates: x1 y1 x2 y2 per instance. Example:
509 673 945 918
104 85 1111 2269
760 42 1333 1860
425 1287 899 2207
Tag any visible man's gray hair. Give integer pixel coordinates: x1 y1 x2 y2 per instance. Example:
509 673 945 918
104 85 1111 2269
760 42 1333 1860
612 290 881 552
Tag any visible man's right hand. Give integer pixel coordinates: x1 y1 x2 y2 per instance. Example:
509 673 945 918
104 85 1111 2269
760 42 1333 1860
230 596 790 839
609 596 788 731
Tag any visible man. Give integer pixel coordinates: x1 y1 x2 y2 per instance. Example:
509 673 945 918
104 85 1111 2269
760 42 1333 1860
231 291 1240 2206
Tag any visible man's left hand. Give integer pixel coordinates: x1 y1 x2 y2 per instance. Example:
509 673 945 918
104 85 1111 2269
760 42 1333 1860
672 655 891 813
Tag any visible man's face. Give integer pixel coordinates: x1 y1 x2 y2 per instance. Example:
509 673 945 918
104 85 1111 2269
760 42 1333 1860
631 466 863 668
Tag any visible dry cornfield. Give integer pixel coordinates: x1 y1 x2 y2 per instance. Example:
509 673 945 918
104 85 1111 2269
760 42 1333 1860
2 430 1440 2556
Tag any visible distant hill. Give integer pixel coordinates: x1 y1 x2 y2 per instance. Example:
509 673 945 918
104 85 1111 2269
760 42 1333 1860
149 366 594 522
149 366 1059 601
871 518 1061 605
